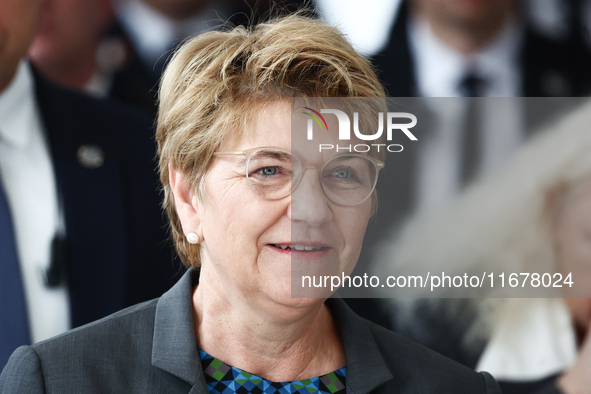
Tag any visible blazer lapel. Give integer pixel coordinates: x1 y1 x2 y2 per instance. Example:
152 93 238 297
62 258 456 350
33 72 127 327
327 298 394 393
153 269 207 392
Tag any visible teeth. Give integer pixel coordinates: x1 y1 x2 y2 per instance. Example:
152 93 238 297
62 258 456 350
273 244 323 251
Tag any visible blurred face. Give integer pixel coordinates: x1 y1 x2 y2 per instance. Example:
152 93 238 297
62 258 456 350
0 0 43 91
29 0 113 70
142 0 214 20
414 0 515 29
177 101 372 312
553 180 591 328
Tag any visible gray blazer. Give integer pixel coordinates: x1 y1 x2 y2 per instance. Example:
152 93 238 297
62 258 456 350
0 269 501 393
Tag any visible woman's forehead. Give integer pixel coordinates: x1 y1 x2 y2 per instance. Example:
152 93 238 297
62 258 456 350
227 102 291 150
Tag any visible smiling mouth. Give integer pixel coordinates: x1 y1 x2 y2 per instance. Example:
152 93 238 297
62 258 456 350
270 244 328 252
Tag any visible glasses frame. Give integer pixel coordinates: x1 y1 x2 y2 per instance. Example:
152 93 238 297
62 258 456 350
213 146 385 206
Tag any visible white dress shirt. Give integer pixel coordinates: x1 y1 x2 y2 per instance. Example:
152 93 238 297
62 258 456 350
476 298 577 381
408 17 525 213
409 15 522 98
0 61 70 343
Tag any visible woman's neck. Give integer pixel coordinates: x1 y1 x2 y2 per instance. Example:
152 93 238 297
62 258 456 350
192 279 346 382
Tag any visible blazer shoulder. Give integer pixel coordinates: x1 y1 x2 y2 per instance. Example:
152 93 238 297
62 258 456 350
34 298 159 353
0 346 45 394
365 321 501 393
29 299 158 377
1 300 176 393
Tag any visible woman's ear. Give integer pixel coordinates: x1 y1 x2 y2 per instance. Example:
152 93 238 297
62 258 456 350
169 164 201 236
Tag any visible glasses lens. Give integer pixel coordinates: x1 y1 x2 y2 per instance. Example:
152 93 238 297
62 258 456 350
321 155 377 206
246 149 300 200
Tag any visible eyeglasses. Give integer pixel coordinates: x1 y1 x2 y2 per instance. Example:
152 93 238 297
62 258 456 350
213 147 385 206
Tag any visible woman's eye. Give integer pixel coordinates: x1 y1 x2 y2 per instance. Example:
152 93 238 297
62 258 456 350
333 169 350 179
257 166 279 176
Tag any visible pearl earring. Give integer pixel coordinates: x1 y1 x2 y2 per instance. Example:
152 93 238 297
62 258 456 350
186 232 201 244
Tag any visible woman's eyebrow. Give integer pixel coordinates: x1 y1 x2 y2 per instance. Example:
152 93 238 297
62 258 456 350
254 151 291 162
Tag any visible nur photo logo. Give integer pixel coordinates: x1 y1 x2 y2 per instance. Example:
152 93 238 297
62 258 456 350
302 107 418 153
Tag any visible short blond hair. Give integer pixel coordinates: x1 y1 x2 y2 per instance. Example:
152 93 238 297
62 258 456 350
156 13 386 267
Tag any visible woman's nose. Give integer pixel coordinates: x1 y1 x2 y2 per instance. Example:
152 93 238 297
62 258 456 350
287 168 333 226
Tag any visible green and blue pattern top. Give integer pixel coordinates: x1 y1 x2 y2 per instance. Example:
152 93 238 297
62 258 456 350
199 348 347 394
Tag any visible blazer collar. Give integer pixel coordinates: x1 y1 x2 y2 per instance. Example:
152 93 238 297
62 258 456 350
152 268 203 387
152 269 394 392
327 297 394 393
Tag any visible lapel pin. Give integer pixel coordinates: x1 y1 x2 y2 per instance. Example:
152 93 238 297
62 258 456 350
77 145 105 169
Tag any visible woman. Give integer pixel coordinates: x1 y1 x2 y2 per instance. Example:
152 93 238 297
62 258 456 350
373 99 591 393
0 14 500 393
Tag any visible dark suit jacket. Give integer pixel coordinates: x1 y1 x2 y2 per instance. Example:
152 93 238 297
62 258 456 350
0 268 501 393
34 72 183 328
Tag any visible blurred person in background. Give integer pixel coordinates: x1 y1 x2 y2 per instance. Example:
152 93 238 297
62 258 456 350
109 0 265 113
358 0 591 279
367 0 591 227
29 0 310 113
369 0 591 220
0 0 181 370
28 0 117 97
375 0 591 97
373 100 591 393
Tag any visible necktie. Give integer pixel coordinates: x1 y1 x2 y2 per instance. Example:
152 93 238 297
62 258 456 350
0 174 30 369
458 73 487 98
458 72 487 186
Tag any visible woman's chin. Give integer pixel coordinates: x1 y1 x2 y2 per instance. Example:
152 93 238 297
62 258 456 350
260 281 328 312
259 266 336 307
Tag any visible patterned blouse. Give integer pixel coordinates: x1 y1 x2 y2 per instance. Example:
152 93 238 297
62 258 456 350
199 348 347 394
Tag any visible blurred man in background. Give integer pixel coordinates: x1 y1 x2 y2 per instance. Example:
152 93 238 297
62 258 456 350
376 0 591 97
28 0 116 96
363 0 591 253
29 0 310 113
0 0 181 370
110 0 257 113
353 0 591 369
353 0 591 333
